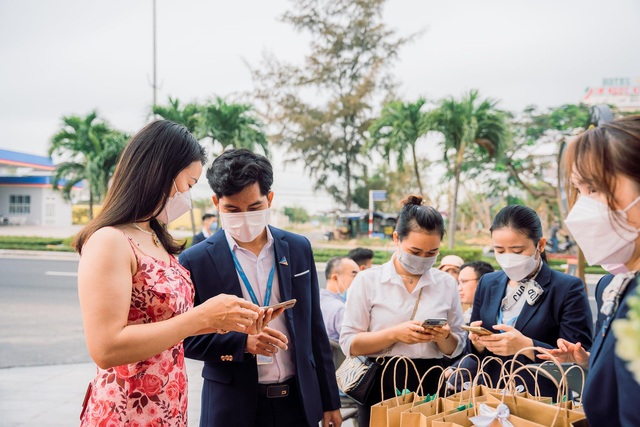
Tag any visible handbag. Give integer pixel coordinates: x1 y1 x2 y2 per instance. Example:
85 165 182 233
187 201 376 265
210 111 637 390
336 355 383 404
336 288 424 405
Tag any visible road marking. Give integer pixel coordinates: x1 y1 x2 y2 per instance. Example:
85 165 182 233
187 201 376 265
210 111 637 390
45 271 78 277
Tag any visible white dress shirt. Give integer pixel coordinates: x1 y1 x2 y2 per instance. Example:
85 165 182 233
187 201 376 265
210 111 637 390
202 227 212 239
225 229 295 384
340 256 466 359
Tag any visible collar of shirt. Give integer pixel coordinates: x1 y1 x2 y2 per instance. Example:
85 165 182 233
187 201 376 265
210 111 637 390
202 228 212 238
320 288 345 302
379 254 435 291
224 227 274 257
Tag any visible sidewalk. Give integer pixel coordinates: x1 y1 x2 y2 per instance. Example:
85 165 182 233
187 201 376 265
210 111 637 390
0 360 204 426
0 360 358 427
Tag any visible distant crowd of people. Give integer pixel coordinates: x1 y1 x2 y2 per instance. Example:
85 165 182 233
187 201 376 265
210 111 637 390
75 115 640 427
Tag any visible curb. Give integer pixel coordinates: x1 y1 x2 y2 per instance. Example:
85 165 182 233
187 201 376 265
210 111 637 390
0 249 79 260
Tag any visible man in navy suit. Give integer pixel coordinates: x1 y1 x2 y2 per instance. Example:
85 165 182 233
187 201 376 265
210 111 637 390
179 149 342 427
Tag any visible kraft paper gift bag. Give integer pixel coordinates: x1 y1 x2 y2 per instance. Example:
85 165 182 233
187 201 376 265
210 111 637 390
370 356 423 427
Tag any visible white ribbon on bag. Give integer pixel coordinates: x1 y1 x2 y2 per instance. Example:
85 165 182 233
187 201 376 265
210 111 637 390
469 403 515 427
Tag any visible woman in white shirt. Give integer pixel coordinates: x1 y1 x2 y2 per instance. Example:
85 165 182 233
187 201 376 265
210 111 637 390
340 195 466 425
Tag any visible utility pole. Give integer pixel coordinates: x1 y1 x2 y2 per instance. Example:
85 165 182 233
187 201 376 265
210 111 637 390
152 0 157 108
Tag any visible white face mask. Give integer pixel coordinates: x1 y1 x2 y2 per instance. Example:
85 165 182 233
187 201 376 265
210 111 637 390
220 209 270 243
601 263 630 275
495 250 539 282
397 247 438 275
564 195 640 266
157 182 192 224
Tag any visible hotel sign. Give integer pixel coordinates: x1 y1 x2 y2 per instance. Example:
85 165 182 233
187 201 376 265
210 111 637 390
584 76 640 101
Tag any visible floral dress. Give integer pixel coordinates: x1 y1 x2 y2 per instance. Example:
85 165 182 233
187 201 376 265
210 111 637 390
80 236 195 427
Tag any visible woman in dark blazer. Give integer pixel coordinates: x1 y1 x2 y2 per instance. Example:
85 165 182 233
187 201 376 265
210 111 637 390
467 205 593 399
540 115 640 427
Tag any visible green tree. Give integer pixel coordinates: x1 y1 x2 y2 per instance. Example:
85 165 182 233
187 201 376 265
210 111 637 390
152 97 202 135
252 0 411 210
49 112 127 219
367 98 433 197
498 104 591 223
432 90 509 248
352 163 418 212
283 206 310 224
200 97 269 156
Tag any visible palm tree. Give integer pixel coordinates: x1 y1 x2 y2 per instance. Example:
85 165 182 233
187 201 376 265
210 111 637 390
152 97 202 135
49 112 127 219
432 90 508 248
200 97 269 156
367 98 432 197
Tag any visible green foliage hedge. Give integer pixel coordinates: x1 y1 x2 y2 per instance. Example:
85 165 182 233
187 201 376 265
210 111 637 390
0 235 607 275
0 236 75 251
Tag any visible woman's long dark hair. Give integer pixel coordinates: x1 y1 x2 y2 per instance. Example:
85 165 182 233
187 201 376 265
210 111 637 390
74 120 206 254
490 205 548 262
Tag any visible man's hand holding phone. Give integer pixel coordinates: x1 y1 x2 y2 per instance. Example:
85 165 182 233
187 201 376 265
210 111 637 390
246 326 289 357
248 299 296 335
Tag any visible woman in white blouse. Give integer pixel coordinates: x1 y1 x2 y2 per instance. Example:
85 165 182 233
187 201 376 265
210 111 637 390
340 195 466 425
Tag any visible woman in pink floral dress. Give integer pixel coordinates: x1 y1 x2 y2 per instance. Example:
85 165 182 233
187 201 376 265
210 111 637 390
74 121 266 426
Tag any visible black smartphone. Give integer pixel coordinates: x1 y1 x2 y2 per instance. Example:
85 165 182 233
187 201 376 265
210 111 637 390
422 318 448 329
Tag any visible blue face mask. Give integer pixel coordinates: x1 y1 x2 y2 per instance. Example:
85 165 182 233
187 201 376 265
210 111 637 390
209 222 217 232
337 278 348 301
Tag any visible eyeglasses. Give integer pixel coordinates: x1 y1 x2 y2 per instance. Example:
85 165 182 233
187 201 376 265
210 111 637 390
458 278 479 285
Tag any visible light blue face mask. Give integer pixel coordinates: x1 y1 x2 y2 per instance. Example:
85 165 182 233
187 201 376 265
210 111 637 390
337 278 348 301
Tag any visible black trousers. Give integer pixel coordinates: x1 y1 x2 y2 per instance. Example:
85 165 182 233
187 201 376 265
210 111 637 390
357 357 445 427
255 377 310 427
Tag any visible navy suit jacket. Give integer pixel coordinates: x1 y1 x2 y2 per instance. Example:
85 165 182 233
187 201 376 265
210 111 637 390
179 227 340 426
468 262 593 398
584 275 640 426
594 274 614 337
191 231 206 246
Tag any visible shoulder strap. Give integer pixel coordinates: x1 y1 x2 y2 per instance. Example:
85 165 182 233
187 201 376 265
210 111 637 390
120 230 146 264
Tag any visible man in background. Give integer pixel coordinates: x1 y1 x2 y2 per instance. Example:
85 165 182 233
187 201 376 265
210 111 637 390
347 247 374 271
457 261 495 324
320 256 360 341
191 213 216 246
438 254 465 281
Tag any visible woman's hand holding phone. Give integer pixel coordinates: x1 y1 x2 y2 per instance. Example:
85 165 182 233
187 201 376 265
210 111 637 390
467 320 488 352
422 323 451 344
390 320 434 344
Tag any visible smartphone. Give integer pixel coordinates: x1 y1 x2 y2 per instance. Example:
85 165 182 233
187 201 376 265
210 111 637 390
422 318 448 328
263 299 297 311
461 325 494 336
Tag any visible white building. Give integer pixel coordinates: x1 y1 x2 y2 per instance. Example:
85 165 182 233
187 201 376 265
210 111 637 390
0 148 74 226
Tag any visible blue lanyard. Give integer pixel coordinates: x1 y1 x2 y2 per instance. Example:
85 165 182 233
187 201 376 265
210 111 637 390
229 248 275 306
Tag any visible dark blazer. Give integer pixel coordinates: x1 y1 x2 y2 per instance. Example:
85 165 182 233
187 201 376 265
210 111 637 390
594 274 614 337
467 262 593 398
584 275 640 427
191 231 206 246
179 226 340 427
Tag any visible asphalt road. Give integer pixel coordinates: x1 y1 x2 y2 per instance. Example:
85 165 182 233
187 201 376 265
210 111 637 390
0 257 89 368
0 255 327 369
0 254 599 369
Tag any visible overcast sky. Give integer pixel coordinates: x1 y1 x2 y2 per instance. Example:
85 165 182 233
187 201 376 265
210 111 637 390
1 0 639 212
